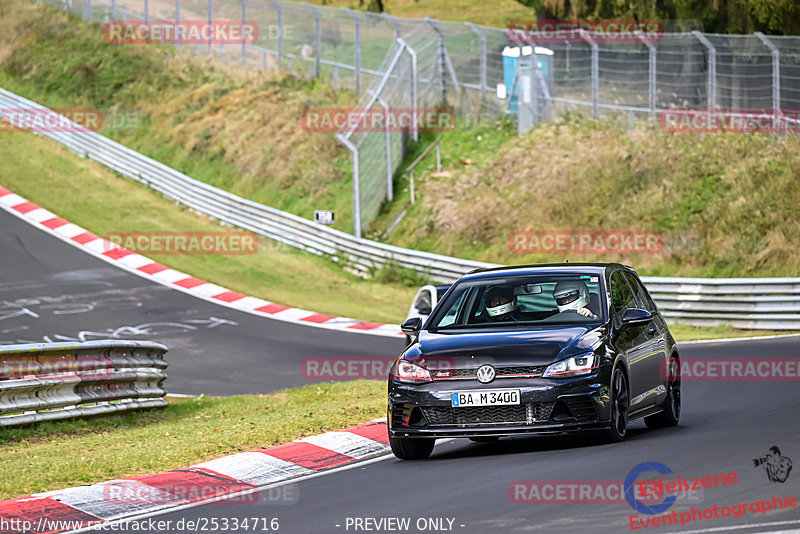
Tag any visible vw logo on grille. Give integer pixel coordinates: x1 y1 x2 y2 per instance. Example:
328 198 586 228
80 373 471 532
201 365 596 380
476 364 496 384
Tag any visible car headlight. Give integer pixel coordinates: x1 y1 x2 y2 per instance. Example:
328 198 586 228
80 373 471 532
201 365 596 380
391 359 432 384
543 353 597 378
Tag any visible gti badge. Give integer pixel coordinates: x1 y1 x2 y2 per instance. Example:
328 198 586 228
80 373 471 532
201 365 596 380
476 364 496 384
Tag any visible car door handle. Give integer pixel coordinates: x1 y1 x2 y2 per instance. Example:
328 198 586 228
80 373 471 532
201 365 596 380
647 326 657 335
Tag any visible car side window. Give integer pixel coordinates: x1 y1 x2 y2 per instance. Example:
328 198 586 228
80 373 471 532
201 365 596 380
437 290 466 327
623 272 656 312
610 271 636 324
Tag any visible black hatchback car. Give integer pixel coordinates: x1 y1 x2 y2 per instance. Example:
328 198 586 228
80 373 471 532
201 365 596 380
388 263 681 460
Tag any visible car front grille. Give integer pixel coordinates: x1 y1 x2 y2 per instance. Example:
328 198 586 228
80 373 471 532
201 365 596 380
431 366 546 380
422 402 555 427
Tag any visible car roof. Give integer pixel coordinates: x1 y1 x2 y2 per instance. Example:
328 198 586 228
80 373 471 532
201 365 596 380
462 262 632 281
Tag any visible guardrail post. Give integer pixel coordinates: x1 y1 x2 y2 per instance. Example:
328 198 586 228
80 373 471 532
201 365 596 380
755 32 781 116
343 8 362 94
371 91 393 202
635 31 657 122
464 22 487 103
302 2 321 78
143 0 148 23
111 0 116 19
693 31 716 110
82 0 90 20
267 0 283 67
580 29 599 119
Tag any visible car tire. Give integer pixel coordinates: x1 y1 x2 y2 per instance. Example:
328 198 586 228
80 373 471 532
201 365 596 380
645 356 681 429
389 435 435 460
468 436 500 443
603 366 629 443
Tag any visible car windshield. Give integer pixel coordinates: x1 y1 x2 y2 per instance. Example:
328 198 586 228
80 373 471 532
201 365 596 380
428 274 605 329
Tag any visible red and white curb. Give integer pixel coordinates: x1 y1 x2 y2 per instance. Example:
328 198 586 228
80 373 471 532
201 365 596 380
0 419 390 533
0 186 403 338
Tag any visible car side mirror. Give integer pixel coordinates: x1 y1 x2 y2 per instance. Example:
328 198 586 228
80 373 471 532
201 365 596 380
416 304 432 315
401 317 423 336
620 308 653 330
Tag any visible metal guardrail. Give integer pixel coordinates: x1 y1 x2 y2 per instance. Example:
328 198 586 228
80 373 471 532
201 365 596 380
0 87 495 283
0 340 168 427
2 87 799 329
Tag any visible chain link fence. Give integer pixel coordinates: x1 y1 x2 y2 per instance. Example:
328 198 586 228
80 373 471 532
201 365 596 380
43 0 800 235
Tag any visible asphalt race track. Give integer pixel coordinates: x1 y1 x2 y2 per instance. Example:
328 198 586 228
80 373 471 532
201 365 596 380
0 209 404 395
2 207 800 533
159 337 800 534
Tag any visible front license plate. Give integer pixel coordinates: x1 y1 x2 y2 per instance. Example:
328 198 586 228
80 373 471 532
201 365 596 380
451 389 520 407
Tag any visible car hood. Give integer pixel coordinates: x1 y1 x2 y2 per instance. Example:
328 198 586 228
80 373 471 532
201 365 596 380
408 326 603 368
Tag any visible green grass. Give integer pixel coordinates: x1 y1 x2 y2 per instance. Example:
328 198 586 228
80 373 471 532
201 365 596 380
0 0 359 233
667 322 797 342
298 0 534 27
373 114 800 278
0 381 385 499
0 132 412 324
2 1 797 340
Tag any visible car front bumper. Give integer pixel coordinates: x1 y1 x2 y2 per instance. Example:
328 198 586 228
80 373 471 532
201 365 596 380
388 367 613 439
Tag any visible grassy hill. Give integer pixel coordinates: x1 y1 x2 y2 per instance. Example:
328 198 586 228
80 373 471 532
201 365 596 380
374 115 800 278
0 0 358 230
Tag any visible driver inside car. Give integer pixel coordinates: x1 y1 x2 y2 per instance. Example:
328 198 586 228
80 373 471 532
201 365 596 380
553 280 597 319
481 286 555 322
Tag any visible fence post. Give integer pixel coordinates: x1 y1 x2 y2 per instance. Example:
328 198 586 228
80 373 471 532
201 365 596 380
580 29 599 119
144 0 148 23
693 31 716 110
382 13 401 38
335 134 361 238
266 0 283 67
371 91 393 202
111 0 116 20
175 0 181 48
343 8 362 94
464 22 487 103
240 0 247 66
755 32 781 115
426 17 447 103
302 2 321 78
82 0 90 20
425 17 461 105
207 0 212 55
399 38 419 143
635 31 657 122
